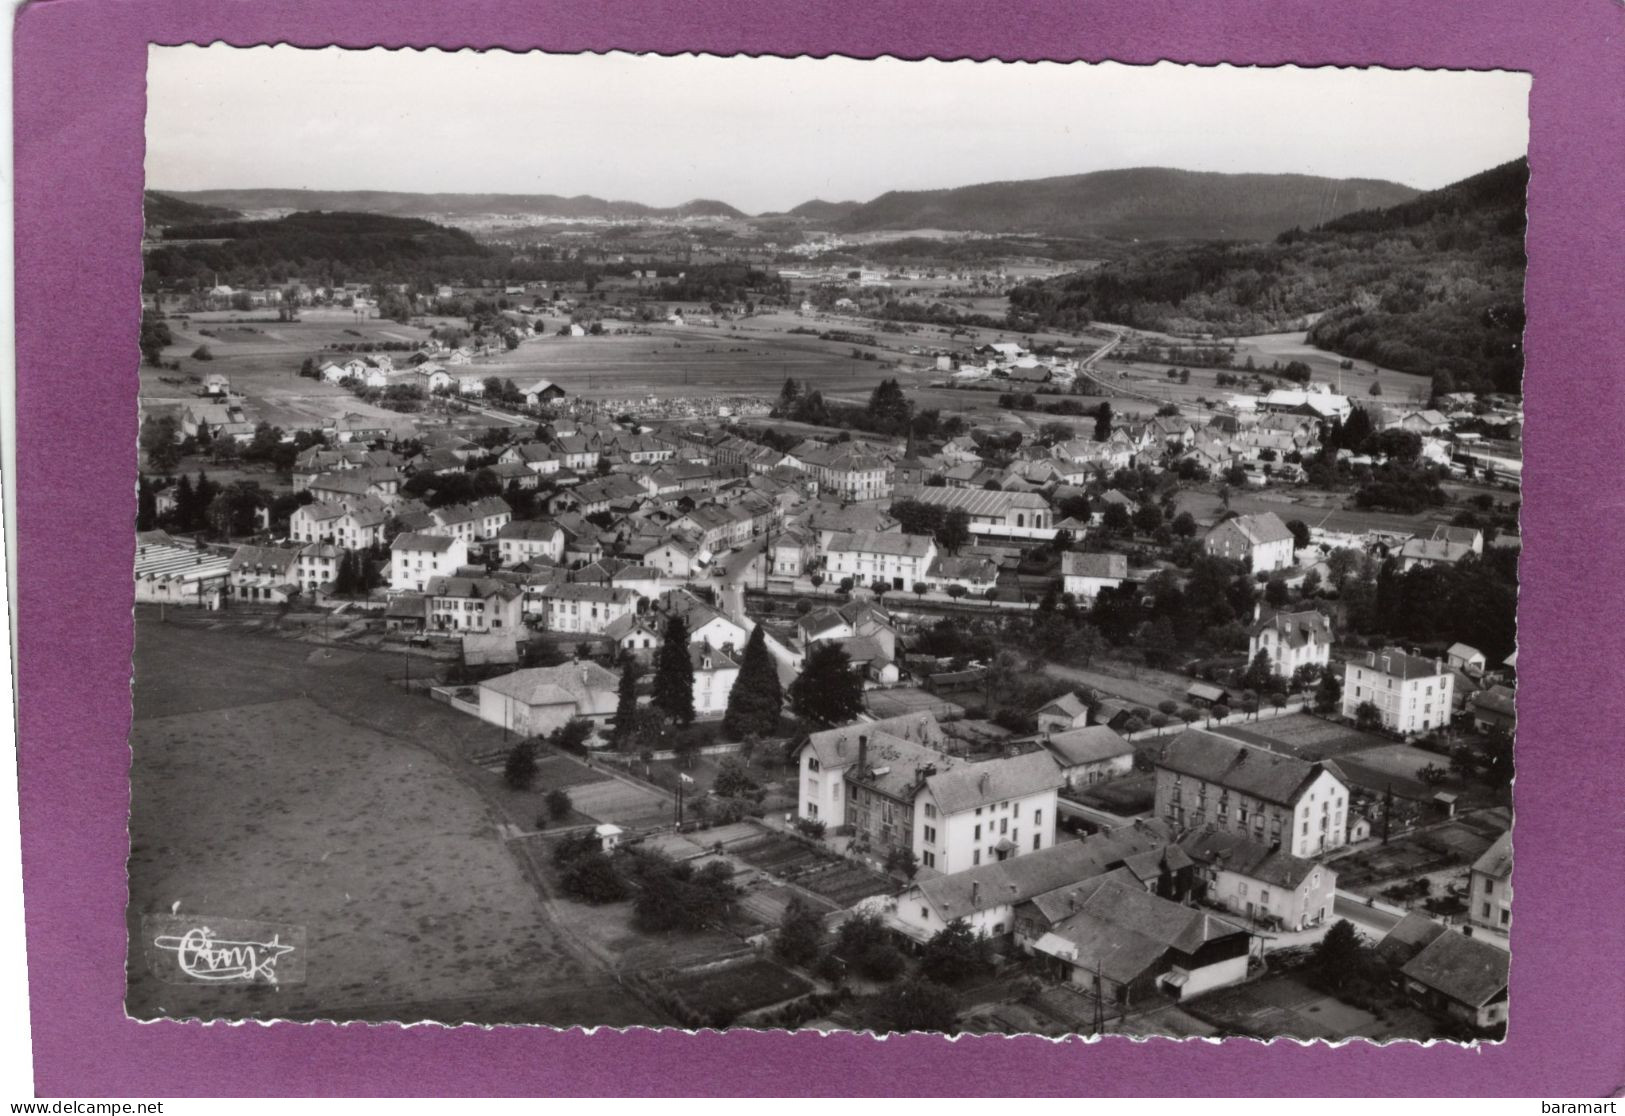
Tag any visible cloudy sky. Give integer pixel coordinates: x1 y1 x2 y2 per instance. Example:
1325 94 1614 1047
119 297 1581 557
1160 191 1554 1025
146 47 1530 213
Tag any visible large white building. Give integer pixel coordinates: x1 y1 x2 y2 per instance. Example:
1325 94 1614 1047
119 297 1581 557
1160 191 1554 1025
1248 607 1333 681
1204 512 1296 573
535 583 640 635
893 485 1055 540
1342 647 1454 735
793 715 1062 875
1153 729 1350 859
822 530 938 592
1060 551 1128 601
390 533 468 592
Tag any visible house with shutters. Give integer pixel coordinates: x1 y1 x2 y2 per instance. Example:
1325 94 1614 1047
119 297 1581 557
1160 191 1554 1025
1247 606 1333 681
1153 729 1350 859
1341 647 1454 735
1177 824 1337 932
535 583 640 635
496 520 565 567
227 544 302 604
1040 725 1136 788
823 530 938 592
426 576 524 634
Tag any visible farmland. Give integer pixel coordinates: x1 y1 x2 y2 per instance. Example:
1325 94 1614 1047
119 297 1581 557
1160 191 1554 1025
128 614 664 1026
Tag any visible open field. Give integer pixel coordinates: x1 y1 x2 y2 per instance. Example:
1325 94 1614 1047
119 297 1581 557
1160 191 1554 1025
1173 485 1458 537
1069 773 1157 816
1213 714 1393 763
1184 974 1437 1041
129 615 664 1025
1330 743 1463 801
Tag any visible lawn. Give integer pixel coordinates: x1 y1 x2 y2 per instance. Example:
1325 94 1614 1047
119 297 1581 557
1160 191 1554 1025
1184 974 1440 1042
1173 486 1456 538
1069 773 1157 815
129 615 660 1025
1213 714 1391 763
647 956 815 1028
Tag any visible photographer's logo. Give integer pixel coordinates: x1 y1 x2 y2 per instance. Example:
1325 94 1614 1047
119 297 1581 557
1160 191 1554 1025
143 915 306 985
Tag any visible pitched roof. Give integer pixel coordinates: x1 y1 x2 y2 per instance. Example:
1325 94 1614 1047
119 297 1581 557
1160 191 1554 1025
1177 825 1325 890
1040 878 1248 983
797 712 943 769
1061 551 1128 580
1043 725 1133 769
827 530 935 559
228 545 300 573
1399 930 1509 1008
1250 607 1333 647
479 662 620 709
1212 511 1295 547
1470 685 1516 719
498 520 564 542
1154 729 1336 808
1471 830 1512 882
925 749 1063 815
1036 692 1089 720
914 823 1174 920
1351 647 1446 681
392 532 458 553
898 485 1052 517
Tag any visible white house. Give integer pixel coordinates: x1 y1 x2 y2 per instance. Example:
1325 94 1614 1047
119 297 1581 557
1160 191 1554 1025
426 576 524 634
1154 729 1350 859
793 713 944 829
1060 551 1128 601
496 520 565 567
690 642 740 717
535 583 640 635
1179 825 1337 932
1248 607 1333 681
1204 512 1296 573
390 533 468 592
823 530 938 592
1040 725 1135 788
476 662 620 738
1342 647 1454 735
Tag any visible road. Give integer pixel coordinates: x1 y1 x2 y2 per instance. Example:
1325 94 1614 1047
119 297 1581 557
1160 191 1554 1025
1333 891 1404 939
716 535 770 622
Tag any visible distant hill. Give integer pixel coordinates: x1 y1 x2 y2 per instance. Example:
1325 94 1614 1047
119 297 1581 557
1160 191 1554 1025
143 190 241 225
144 210 492 289
158 188 744 223
833 168 1420 241
786 199 863 222
1008 158 1528 396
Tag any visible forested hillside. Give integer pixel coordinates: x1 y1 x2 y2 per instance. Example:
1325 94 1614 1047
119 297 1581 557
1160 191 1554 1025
1007 159 1527 396
834 167 1418 241
144 211 494 289
143 190 241 226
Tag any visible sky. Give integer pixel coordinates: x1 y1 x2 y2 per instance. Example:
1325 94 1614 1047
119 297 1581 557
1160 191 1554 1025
146 47 1530 213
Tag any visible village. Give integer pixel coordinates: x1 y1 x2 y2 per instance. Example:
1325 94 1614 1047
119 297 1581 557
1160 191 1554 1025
128 266 1519 1038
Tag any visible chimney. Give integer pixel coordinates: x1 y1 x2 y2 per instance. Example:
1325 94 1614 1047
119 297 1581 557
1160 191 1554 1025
858 734 869 774
1067 892 1077 912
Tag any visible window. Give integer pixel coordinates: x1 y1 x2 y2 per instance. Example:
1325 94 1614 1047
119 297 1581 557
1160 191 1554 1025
974 825 981 840
1483 879 1494 896
973 851 981 866
923 826 936 845
1260 889 1270 905
1034 809 1042 829
999 819 1008 835
1033 834 1041 851
1482 902 1492 918
808 757 820 772
921 906 929 920
924 803 936 819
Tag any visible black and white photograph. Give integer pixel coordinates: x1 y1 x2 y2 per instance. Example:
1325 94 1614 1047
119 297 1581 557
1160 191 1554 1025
130 47 1527 1041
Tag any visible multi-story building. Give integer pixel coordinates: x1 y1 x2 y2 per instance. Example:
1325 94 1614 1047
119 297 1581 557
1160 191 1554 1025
796 442 893 502
535 583 640 635
1248 607 1333 680
1153 729 1350 859
496 520 564 567
822 530 938 592
227 544 302 604
890 485 1055 540
390 533 468 592
1060 551 1128 601
794 718 1061 876
289 497 390 550
421 497 511 544
1179 825 1337 932
426 576 524 634
1203 511 1296 573
1342 647 1454 735
296 543 344 592
1468 830 1512 938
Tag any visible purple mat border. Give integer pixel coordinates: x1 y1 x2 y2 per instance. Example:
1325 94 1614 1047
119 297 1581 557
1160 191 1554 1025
13 0 1625 1097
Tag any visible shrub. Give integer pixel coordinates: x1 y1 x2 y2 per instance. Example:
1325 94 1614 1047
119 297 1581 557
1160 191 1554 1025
560 852 627 904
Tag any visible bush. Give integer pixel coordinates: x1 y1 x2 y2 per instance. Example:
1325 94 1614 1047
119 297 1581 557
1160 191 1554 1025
503 740 539 790
792 816 827 840
546 788 573 819
560 852 627 904
857 943 906 982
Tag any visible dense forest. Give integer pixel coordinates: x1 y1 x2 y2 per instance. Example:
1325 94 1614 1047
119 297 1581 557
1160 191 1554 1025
145 211 494 290
1007 159 1528 396
143 190 242 226
833 168 1418 241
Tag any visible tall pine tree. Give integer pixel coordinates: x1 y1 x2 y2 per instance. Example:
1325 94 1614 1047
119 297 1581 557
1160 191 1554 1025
612 657 643 744
651 614 695 726
136 476 158 531
724 626 783 739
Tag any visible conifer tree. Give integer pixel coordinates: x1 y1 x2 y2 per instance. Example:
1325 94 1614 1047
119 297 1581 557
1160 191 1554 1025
724 626 783 739
652 614 695 726
612 657 643 744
